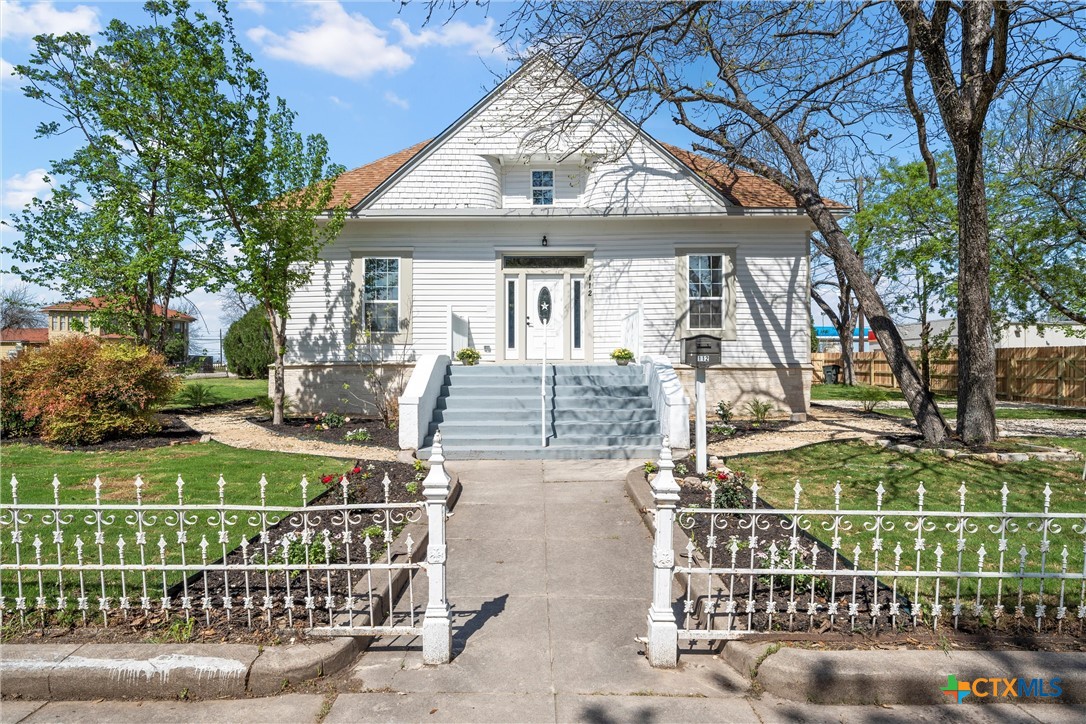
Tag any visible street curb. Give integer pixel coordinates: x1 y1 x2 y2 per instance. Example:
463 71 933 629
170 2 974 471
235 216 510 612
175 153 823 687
0 476 461 701
754 646 1084 705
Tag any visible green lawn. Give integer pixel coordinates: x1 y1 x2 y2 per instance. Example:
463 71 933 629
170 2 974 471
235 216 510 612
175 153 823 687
161 376 267 411
811 384 1086 420
0 441 352 611
722 439 1086 603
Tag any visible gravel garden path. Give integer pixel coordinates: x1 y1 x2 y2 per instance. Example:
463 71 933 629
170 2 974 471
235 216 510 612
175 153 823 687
708 403 1086 458
816 401 1086 438
707 405 913 457
180 407 401 461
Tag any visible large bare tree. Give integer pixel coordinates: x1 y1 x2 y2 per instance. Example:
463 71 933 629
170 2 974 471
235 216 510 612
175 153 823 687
893 2 1084 443
483 0 1085 445
493 1 951 444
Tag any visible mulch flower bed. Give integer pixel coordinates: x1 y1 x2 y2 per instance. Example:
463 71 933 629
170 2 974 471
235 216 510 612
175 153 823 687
1 414 201 452
251 415 399 450
693 418 797 445
3 459 431 645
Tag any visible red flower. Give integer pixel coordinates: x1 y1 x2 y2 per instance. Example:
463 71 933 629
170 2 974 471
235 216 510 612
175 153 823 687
716 472 726 480
351 466 362 475
320 474 334 485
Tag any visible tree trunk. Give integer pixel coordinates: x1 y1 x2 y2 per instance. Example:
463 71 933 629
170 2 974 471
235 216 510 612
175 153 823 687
839 327 856 385
919 319 931 393
804 197 951 444
954 144 997 445
267 308 287 426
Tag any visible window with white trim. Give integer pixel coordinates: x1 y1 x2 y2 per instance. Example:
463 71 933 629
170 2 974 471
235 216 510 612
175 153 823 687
363 257 400 334
688 254 724 329
531 170 554 206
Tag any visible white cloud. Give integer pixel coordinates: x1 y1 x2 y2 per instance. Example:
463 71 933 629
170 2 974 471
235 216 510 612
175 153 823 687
0 1 100 40
236 0 265 14
391 17 504 57
2 168 50 210
247 2 412 79
384 91 409 110
329 95 350 108
1 57 19 91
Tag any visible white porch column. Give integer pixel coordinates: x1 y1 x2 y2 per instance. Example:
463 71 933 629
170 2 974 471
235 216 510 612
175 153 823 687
421 431 452 664
646 436 679 667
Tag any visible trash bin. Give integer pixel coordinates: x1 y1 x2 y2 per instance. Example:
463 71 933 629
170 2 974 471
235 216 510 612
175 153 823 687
823 364 841 385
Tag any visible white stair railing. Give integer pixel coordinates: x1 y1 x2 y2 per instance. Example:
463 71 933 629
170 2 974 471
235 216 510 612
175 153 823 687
621 302 644 361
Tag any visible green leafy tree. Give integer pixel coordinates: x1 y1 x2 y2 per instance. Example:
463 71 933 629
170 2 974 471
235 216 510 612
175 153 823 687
6 1 240 350
223 306 274 379
857 158 958 391
988 74 1086 329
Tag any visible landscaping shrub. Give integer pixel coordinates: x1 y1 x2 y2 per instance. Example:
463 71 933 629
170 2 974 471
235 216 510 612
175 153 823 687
715 400 734 422
858 385 891 412
223 307 274 379
0 336 180 444
744 398 775 425
172 382 224 409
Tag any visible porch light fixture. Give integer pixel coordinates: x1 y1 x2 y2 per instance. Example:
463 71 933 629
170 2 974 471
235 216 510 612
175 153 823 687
541 235 548 247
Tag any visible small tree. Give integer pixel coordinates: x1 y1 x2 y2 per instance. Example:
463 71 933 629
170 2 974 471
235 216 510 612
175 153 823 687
223 306 274 379
207 102 347 424
857 158 958 391
0 284 46 330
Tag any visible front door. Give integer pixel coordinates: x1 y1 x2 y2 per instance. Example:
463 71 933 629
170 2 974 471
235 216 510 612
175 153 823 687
526 275 563 361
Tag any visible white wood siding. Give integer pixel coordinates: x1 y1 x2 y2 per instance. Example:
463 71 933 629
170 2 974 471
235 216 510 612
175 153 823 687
285 218 810 369
369 65 722 212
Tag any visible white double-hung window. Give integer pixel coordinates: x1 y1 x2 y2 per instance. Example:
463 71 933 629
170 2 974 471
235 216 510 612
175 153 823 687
352 251 413 344
688 254 724 330
677 248 736 341
364 257 400 333
532 170 554 206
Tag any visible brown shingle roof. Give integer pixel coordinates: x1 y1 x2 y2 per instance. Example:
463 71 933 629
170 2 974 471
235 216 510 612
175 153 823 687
326 140 432 210
42 297 196 322
1 328 49 344
661 143 846 209
328 138 836 210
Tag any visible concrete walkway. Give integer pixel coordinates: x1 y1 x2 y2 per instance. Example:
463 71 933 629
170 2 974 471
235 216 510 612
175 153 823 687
342 459 748 721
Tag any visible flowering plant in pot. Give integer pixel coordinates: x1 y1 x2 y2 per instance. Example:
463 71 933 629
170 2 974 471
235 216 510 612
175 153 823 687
456 347 481 366
610 348 635 366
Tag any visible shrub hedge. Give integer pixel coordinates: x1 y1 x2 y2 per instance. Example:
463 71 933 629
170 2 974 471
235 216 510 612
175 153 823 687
223 307 274 379
0 336 180 444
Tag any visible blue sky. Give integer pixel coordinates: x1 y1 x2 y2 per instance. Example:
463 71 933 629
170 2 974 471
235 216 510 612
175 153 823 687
1 1 569 337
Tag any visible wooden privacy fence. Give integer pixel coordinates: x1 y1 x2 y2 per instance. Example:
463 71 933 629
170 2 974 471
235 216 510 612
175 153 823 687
812 346 1086 408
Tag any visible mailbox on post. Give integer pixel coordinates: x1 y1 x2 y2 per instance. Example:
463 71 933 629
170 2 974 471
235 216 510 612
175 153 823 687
682 334 721 476
682 334 721 368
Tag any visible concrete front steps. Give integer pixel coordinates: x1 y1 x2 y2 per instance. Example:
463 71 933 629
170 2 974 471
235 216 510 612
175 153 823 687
418 364 661 460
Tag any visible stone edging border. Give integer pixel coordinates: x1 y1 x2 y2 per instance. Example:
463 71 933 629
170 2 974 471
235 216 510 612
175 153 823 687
0 477 462 701
868 438 1082 462
623 467 1084 706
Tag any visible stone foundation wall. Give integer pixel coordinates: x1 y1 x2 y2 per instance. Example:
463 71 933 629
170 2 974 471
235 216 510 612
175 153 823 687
675 364 811 417
280 363 415 416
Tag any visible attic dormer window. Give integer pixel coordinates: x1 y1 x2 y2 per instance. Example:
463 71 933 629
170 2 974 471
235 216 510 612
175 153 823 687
532 170 554 205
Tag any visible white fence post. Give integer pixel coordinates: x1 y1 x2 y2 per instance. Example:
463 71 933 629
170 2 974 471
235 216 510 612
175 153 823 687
421 430 452 664
646 435 679 667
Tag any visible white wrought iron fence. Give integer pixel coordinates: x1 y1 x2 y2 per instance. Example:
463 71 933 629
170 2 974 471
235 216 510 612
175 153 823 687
645 438 1086 667
0 434 456 664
